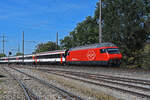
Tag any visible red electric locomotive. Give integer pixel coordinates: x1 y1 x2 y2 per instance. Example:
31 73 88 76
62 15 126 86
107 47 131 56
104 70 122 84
66 43 122 66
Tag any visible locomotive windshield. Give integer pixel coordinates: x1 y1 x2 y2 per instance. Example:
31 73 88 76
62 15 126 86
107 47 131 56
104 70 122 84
107 48 120 54
100 48 120 54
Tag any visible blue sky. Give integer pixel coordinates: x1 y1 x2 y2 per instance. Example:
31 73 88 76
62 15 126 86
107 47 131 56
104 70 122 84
0 0 98 55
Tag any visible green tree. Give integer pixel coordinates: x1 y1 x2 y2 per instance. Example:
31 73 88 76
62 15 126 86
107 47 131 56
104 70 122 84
101 0 149 66
0 53 6 58
61 0 150 67
16 52 22 56
145 18 150 37
35 41 60 53
60 36 74 49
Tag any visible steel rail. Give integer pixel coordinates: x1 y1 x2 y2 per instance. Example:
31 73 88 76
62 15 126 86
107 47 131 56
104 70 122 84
10 67 84 100
19 68 150 91
3 67 41 100
39 69 150 98
67 72 150 91
45 69 150 86
17 67 150 89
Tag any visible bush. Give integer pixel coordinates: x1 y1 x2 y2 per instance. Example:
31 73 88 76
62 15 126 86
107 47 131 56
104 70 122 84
142 43 150 69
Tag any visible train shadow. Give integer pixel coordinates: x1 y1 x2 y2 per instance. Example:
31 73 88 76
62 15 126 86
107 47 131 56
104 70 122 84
0 75 5 78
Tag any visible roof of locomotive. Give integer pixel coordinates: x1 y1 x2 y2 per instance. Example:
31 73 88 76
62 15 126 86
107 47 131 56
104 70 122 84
69 43 117 51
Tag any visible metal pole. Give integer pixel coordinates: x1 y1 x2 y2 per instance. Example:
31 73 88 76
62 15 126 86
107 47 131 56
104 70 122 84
56 32 58 49
0 34 7 54
2 34 4 54
99 0 102 43
8 54 9 67
18 43 20 53
22 31 24 64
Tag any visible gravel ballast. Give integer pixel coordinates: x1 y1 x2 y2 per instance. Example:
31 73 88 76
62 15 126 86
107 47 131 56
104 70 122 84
1 64 150 100
0 66 26 100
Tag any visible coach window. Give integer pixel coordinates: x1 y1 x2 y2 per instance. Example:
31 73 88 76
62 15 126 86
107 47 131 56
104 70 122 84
100 49 106 53
62 54 65 57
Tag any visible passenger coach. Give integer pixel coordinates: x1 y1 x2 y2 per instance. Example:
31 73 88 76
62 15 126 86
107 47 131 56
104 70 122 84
0 50 65 65
32 50 65 64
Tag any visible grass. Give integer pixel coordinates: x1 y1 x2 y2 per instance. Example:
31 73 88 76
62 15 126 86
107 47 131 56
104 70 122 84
0 80 4 94
125 43 150 69
0 80 3 83
144 43 150 53
0 89 4 94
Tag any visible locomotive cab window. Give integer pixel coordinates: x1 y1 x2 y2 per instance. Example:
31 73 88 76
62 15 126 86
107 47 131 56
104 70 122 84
100 49 106 53
107 48 120 54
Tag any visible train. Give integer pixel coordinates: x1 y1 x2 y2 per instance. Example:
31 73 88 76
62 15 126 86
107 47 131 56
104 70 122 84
0 43 122 66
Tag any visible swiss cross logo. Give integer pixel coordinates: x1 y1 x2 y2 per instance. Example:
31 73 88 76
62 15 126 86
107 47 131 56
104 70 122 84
87 50 96 61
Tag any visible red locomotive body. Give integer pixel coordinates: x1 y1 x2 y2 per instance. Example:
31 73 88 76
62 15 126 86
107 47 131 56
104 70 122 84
66 43 122 66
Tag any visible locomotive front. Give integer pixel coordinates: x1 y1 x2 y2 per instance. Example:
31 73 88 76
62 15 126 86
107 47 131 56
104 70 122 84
99 47 122 65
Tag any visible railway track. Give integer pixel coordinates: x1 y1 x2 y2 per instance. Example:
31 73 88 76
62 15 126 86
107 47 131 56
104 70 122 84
9 67 84 100
3 67 41 100
37 68 150 99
